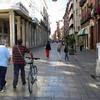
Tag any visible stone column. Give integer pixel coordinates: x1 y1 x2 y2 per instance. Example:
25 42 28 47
30 24 32 47
9 10 15 47
34 27 36 47
26 21 29 47
31 26 34 47
36 27 38 46
16 16 21 40
28 23 31 48
22 19 25 45
33 27 35 47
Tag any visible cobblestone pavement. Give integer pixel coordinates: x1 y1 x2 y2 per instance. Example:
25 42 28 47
0 43 100 100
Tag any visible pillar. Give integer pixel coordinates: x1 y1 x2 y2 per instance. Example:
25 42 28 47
26 21 29 47
9 10 15 47
22 19 25 45
16 16 21 40
28 23 31 48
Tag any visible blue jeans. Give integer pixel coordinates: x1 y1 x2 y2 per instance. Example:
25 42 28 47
13 64 26 87
65 52 69 61
0 66 7 90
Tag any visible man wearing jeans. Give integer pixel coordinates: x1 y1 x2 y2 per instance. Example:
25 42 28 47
0 40 10 91
12 39 33 89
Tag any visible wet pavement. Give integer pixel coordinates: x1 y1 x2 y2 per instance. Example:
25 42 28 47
0 43 100 100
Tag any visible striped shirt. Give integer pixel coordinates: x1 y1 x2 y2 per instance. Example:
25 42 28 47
12 45 30 64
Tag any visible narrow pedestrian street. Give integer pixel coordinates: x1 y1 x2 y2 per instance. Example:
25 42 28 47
0 43 100 100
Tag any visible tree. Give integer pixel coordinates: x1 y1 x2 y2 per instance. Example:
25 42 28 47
66 35 75 55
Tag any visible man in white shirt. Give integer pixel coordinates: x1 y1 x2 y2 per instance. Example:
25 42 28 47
0 40 11 91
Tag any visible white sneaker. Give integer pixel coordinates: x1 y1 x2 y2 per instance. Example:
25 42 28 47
0 89 5 93
0 85 7 93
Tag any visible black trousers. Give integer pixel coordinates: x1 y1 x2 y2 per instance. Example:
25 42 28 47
13 64 26 87
0 66 7 90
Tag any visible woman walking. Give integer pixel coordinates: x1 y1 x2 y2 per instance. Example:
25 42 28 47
45 41 51 59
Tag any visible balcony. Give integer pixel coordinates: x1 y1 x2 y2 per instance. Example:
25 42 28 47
79 0 87 7
68 1 73 11
69 19 74 28
81 11 91 25
69 9 73 19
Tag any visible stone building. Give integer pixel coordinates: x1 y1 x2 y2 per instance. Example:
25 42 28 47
79 0 100 49
63 3 69 40
63 0 81 47
0 0 50 48
68 0 74 35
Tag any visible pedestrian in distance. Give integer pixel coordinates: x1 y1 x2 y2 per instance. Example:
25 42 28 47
57 42 63 61
80 41 84 52
0 39 11 92
45 41 51 59
64 44 69 61
12 39 33 89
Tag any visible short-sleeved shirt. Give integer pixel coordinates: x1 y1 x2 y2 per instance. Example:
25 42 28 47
12 45 30 64
0 45 10 67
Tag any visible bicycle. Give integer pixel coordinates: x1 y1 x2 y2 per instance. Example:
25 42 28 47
24 53 39 94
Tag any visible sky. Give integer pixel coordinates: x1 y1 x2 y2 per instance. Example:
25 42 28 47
47 0 68 35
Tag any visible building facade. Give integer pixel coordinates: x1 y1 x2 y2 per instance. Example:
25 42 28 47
79 0 92 49
74 0 81 34
63 3 69 40
63 0 81 47
68 0 74 35
79 0 100 49
0 0 50 48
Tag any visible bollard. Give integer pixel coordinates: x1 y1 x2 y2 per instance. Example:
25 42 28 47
96 43 100 79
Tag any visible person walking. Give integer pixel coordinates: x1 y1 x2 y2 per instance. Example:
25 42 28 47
57 42 63 61
12 39 33 89
80 41 84 52
45 41 51 59
64 44 69 61
0 40 11 92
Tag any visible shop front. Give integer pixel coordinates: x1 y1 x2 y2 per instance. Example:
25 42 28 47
78 26 90 50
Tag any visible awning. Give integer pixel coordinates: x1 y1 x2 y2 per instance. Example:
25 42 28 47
78 28 85 36
78 28 88 36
